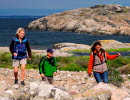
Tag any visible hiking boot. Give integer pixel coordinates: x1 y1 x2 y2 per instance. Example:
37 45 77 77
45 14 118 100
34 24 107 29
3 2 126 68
21 81 25 86
42 77 44 81
14 79 18 84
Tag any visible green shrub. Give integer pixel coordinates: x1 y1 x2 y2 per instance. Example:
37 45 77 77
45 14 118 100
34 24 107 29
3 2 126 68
0 52 43 69
56 57 73 64
27 54 43 69
59 63 82 71
0 52 12 68
116 64 130 75
57 56 89 71
107 57 130 69
108 67 124 86
107 48 130 52
75 57 89 69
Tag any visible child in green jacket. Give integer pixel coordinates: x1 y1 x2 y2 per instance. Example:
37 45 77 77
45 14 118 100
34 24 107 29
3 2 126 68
39 48 57 84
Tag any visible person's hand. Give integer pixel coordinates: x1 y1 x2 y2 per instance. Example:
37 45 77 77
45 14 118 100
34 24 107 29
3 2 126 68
53 72 57 76
28 58 32 61
41 74 44 77
117 53 121 57
13 53 17 56
88 73 93 78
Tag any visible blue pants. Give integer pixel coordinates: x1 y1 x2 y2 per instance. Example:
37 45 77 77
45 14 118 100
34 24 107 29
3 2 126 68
93 71 108 83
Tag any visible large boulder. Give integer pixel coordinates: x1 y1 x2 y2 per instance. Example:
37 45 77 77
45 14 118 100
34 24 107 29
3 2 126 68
29 81 72 100
53 49 73 57
81 82 129 100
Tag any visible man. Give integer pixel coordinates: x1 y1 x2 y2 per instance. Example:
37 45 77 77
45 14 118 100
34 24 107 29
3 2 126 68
39 48 57 84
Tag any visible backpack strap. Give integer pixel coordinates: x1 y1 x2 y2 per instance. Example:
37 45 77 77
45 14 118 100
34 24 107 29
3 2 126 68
42 56 47 66
39 56 47 74
104 51 107 63
90 52 96 68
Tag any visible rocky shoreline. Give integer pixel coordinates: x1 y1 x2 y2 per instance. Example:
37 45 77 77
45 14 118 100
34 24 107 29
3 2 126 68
52 40 130 50
28 4 130 36
1 40 130 57
0 68 130 100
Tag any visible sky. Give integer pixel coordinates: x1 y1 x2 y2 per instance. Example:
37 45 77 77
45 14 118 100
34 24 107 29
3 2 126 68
0 0 130 16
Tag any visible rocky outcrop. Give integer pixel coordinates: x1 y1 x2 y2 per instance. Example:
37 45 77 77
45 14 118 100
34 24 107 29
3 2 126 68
52 43 90 50
52 40 130 51
0 68 130 100
97 40 130 49
28 4 130 35
32 49 73 57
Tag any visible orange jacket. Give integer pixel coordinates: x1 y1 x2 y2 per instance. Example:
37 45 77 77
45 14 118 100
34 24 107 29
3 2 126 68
88 50 118 74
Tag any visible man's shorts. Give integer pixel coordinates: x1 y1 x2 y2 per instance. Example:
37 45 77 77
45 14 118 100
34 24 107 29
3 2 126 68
12 58 27 67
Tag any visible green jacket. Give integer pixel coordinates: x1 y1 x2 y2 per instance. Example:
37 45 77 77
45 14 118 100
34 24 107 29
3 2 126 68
39 56 57 76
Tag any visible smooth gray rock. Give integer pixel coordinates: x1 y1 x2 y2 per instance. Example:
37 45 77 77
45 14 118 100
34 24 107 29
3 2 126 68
0 97 10 100
123 97 130 100
52 43 90 50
